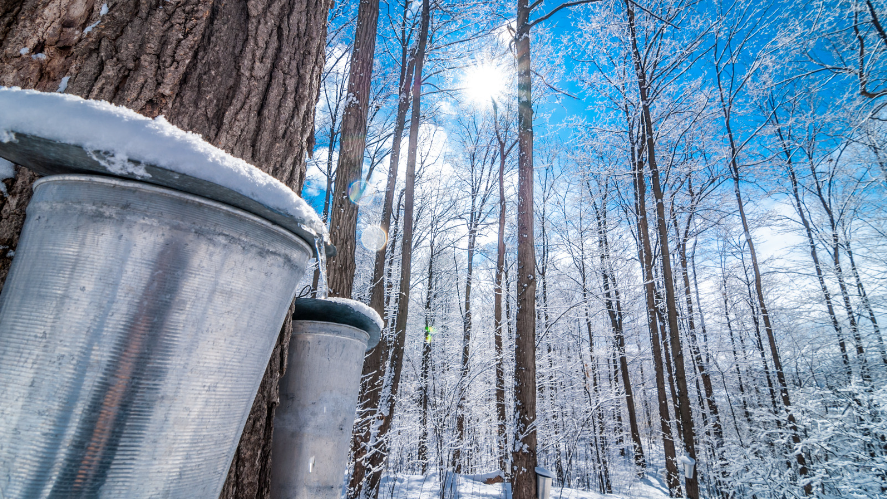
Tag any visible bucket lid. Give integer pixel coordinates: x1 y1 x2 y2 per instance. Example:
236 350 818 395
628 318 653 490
535 467 556 479
0 87 332 258
291 298 382 350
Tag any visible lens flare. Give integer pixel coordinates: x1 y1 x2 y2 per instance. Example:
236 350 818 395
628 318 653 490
348 180 377 206
360 225 387 252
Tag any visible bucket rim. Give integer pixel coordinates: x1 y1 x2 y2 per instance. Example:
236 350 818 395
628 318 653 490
291 298 381 350
0 130 330 259
32 174 314 257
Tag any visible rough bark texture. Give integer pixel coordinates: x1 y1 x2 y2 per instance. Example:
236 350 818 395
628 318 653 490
632 148 680 495
0 1 331 497
326 0 381 298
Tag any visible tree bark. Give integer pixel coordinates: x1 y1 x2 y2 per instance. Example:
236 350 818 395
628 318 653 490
347 6 415 483
418 239 436 472
630 121 681 495
325 0 382 298
717 91 811 493
593 192 646 477
511 0 539 496
493 102 513 473
355 0 428 495
0 2 330 498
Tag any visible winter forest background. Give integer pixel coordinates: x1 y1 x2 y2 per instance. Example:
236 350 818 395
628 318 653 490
305 0 887 497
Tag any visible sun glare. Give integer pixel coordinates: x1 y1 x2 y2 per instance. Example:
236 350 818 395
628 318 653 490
461 62 508 106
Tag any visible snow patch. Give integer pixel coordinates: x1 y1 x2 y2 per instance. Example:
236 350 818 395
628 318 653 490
56 76 69 93
31 53 47 61
0 157 14 197
323 297 383 331
83 4 108 34
0 87 325 236
19 47 28 55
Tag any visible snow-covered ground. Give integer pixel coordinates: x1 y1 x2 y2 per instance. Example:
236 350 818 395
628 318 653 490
373 472 671 499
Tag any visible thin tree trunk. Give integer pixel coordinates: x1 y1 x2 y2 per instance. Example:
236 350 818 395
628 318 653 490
419 241 436 473
326 0 382 298
722 280 753 427
771 117 852 377
845 240 887 365
493 105 511 472
631 138 681 495
358 0 428 495
807 160 871 384
673 218 724 451
717 80 810 490
348 13 415 484
593 193 646 476
624 3 697 494
453 219 478 472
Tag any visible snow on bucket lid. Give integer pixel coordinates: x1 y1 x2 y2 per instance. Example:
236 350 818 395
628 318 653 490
0 87 330 256
535 467 556 479
291 298 383 350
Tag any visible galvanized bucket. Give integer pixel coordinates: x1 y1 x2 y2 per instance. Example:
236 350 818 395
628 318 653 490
271 299 380 499
0 175 313 498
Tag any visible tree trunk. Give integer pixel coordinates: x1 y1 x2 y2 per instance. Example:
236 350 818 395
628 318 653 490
806 159 871 385
453 217 478 472
511 0 539 496
720 107 811 493
357 0 428 495
347 10 415 485
624 3 697 493
673 218 724 452
0 2 330 498
419 240 436 472
326 0 382 298
845 240 887 365
630 130 681 495
593 192 646 476
771 117 852 377
493 107 510 472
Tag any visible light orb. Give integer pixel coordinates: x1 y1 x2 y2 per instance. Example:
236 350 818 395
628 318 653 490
360 225 387 252
348 180 377 206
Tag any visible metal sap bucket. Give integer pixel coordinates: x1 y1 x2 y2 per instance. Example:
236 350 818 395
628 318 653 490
271 299 381 499
0 175 313 498
535 466 555 499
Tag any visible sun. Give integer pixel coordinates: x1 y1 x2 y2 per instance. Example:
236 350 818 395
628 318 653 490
461 61 508 107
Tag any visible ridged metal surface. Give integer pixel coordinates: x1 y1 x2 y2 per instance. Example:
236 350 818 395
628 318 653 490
0 175 312 498
270 320 369 499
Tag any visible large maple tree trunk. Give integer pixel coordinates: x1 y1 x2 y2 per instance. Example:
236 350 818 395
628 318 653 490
0 1 331 497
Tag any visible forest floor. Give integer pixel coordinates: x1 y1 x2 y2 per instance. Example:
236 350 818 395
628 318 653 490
374 471 672 498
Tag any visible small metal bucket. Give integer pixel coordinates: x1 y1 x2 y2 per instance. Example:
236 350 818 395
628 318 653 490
535 466 555 499
270 298 379 499
0 175 312 498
